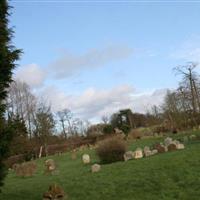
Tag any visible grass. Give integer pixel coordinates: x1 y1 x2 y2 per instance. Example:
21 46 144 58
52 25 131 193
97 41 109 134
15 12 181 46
1 131 200 200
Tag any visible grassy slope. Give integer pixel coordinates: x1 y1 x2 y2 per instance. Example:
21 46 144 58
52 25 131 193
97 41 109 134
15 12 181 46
1 131 200 200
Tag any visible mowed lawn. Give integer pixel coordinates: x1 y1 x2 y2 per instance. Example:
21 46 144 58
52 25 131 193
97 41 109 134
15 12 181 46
1 132 200 200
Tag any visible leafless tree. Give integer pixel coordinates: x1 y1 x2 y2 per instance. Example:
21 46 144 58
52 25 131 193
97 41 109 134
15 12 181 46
174 62 200 113
101 115 109 124
6 80 37 138
57 108 74 138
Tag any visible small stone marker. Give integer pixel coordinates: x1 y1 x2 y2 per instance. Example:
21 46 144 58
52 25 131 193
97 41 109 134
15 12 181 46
164 137 173 146
144 146 150 152
143 146 152 157
43 184 66 200
154 144 166 153
14 161 37 177
151 149 158 155
164 145 168 152
176 143 185 150
168 143 177 151
45 159 56 174
82 154 90 164
124 151 134 161
91 164 101 173
144 150 152 157
134 148 143 159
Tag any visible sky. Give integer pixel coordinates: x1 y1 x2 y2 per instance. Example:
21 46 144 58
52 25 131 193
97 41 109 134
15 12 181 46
9 0 200 122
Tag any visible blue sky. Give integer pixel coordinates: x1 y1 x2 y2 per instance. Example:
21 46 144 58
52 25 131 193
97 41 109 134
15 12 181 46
10 1 200 121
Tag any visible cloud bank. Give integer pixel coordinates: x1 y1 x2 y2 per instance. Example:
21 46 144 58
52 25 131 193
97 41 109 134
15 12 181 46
50 45 134 79
40 85 167 122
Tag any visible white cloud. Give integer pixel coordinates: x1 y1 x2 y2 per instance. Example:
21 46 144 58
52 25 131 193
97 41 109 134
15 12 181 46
40 85 167 122
50 45 134 79
15 64 46 88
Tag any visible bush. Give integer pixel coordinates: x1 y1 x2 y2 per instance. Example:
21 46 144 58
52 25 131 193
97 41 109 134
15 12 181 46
120 124 131 135
96 137 127 164
103 124 113 134
128 129 143 140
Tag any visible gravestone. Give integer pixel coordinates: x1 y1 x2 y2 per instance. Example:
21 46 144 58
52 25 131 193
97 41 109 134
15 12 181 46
82 154 90 164
124 151 134 161
91 164 101 173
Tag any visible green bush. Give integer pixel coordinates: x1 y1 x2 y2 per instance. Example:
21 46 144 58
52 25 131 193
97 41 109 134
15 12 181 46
120 124 131 135
96 137 127 164
103 124 113 134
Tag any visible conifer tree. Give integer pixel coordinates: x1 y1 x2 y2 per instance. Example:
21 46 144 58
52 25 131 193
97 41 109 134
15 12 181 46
0 0 21 189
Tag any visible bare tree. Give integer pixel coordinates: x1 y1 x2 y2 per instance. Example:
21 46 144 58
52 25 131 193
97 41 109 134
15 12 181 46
101 115 109 124
57 108 74 137
174 62 200 113
6 80 37 138
57 110 67 139
160 62 200 129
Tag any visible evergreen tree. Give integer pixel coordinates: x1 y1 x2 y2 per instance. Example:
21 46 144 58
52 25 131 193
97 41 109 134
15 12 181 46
0 1 21 190
9 115 29 156
34 105 55 156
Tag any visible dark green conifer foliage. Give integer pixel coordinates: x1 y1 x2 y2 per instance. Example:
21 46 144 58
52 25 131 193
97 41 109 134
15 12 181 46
0 0 21 190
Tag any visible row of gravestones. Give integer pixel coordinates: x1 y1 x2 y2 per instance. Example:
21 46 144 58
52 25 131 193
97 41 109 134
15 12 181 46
12 134 196 199
12 136 187 178
11 153 99 199
12 158 57 177
16 134 191 177
43 153 101 199
124 136 185 162
82 154 101 173
12 159 65 200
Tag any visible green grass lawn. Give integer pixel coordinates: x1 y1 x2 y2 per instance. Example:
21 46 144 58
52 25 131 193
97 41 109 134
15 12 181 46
1 131 200 200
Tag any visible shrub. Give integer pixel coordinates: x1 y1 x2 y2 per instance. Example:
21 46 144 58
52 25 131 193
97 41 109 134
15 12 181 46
96 137 127 164
120 124 131 135
128 129 142 140
152 125 169 134
103 124 113 134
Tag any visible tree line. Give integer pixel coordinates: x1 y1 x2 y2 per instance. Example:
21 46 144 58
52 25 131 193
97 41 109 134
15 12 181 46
5 79 91 153
7 61 200 146
107 62 200 134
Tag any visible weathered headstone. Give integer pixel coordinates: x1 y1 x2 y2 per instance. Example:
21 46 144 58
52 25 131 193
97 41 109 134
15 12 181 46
151 149 158 155
91 164 101 173
154 144 165 153
43 184 66 200
124 151 134 161
144 150 152 157
173 140 180 145
133 148 143 159
143 146 152 157
164 137 173 146
82 154 90 164
45 159 56 174
176 143 185 150
168 143 177 151
14 161 37 177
